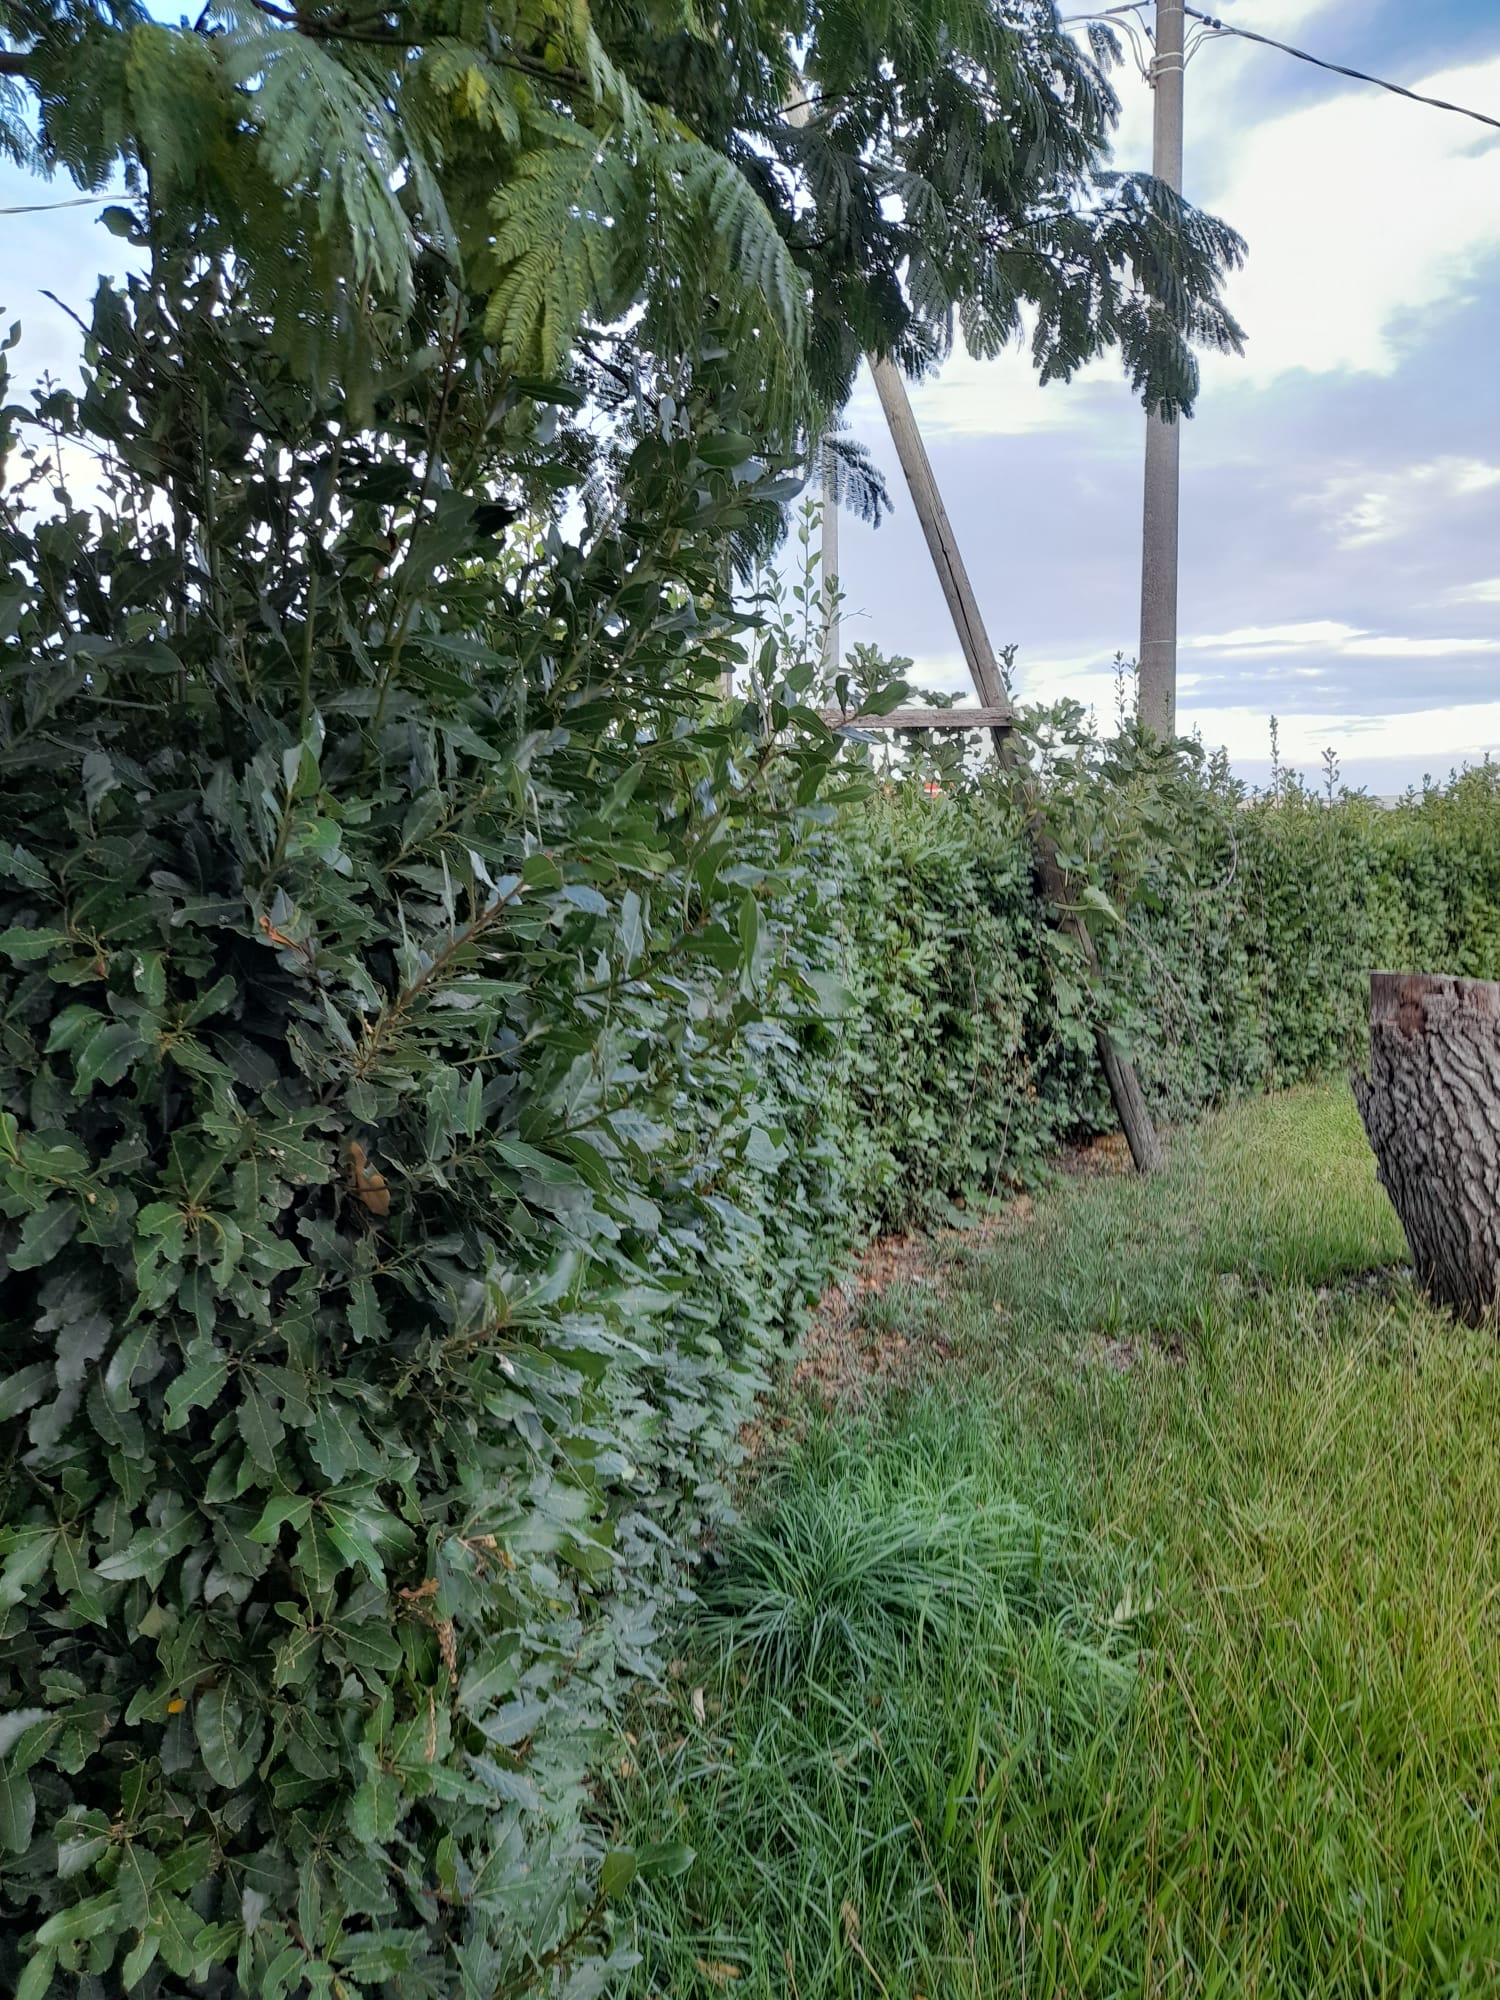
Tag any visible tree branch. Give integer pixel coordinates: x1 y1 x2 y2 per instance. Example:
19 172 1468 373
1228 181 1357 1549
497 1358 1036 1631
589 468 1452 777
0 48 33 76
243 0 590 89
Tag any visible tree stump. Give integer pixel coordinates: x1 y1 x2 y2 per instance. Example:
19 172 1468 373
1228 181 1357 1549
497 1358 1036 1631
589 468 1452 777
1352 972 1500 1325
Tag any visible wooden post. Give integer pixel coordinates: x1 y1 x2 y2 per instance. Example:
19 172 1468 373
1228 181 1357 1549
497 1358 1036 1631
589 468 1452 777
868 357 1166 1173
819 705 1014 731
869 358 1009 712
786 69 1163 1170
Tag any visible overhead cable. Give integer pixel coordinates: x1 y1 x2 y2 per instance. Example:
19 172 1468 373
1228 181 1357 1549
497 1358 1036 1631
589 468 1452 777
1185 8 1500 131
1060 5 1500 133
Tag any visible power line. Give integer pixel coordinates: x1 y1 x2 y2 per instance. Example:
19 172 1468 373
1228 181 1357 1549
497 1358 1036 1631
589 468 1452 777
1185 8 1500 133
1 193 118 217
1061 5 1500 134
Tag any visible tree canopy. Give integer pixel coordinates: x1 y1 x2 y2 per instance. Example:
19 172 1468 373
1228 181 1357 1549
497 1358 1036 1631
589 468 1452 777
2 0 1244 438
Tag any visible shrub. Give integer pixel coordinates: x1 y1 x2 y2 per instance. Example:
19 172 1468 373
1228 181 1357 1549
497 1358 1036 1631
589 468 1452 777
3 270 1499 1998
0 276 864 1998
964 708 1500 1142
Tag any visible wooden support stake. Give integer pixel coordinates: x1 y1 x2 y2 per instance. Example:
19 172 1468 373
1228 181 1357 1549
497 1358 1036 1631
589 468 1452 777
868 357 1166 1173
868 357 1014 716
785 67 1161 1169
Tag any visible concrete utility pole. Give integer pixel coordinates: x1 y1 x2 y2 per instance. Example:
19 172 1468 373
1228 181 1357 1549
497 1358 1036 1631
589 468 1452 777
1138 0 1186 738
821 444 841 671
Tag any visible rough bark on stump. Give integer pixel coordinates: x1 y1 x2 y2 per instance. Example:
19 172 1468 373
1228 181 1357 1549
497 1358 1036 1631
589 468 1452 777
1352 972 1500 1325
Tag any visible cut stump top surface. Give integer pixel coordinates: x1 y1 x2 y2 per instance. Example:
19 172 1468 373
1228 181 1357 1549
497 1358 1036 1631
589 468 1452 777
1369 971 1500 1037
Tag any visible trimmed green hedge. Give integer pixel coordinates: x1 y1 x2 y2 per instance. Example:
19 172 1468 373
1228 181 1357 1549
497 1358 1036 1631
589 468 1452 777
0 285 866 1999
5 271 1500 1999
5 670 1499 1997
831 742 1500 1222
814 748 1500 1231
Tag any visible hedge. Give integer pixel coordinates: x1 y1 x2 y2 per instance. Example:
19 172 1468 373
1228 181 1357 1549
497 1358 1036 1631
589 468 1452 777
825 741 1500 1230
4 268 1500 1998
5 709 1485 2000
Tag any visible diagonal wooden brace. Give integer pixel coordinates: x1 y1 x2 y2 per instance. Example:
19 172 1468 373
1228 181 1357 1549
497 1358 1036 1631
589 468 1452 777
868 357 1165 1173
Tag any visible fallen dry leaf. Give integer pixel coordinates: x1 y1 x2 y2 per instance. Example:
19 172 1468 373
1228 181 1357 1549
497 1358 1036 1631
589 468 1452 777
690 1686 706 1725
695 1960 741 1987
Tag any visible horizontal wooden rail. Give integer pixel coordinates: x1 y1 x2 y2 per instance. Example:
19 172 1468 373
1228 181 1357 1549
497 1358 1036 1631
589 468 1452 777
819 704 1015 732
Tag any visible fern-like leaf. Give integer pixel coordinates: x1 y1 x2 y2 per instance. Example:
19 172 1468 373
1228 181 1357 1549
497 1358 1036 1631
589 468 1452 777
0 72 40 169
486 125 642 370
122 21 230 194
667 139 807 354
219 4 416 300
419 41 522 142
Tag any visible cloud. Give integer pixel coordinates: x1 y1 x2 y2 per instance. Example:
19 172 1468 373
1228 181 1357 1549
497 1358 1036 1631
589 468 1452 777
1188 696 1500 777
1183 620 1500 660
835 331 1500 762
843 637 1500 789
844 345 1111 443
1184 619 1363 654
0 168 140 391
1343 635 1499 658
1310 456 1500 547
1203 47 1500 386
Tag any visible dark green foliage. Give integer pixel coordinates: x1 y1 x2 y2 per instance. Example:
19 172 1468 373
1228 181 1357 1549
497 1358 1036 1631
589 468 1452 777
827 719 1500 1226
3 0 811 428
1041 719 1500 1119
0 269 875 1997
1 257 1496 1997
828 784 1076 1213
0 242 1495 2000
0 10 1451 1996
1 0 1245 435
1229 767 1500 1089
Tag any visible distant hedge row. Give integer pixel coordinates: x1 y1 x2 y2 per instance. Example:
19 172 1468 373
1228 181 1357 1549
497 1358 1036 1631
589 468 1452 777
821 735 1500 1230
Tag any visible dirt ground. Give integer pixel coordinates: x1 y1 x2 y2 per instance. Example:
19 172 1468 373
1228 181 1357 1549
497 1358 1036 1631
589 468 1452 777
737 1134 1135 1457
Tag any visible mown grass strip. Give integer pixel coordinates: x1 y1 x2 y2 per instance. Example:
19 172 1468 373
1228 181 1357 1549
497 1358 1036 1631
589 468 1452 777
610 1087 1500 1998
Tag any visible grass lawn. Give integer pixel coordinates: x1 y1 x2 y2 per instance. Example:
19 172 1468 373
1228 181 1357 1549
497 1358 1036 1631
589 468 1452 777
608 1086 1500 1999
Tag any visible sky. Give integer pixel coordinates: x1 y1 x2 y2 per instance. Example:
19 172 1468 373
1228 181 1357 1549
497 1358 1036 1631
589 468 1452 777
2 1 1498 792
831 0 1500 792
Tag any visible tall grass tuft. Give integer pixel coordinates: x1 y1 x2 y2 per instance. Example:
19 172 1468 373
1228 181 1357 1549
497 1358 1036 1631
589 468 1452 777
614 1400 1145 1997
697 1423 1074 1688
